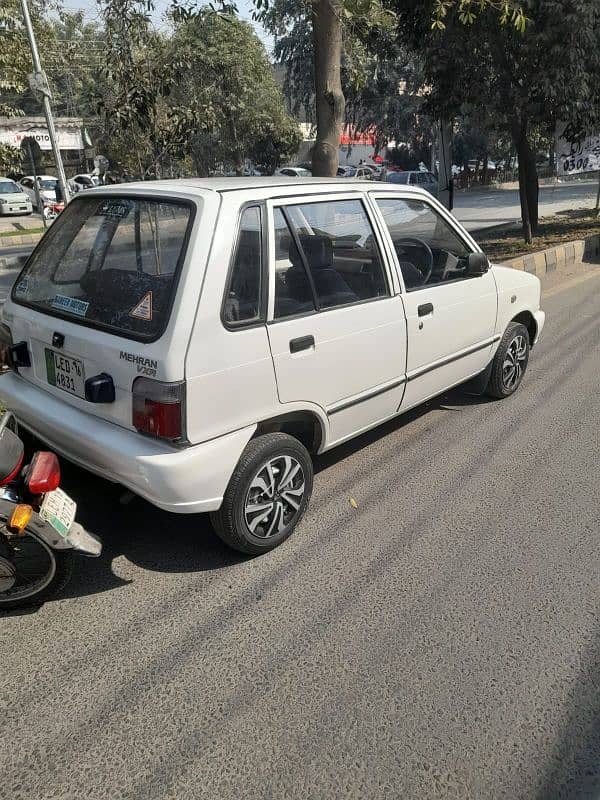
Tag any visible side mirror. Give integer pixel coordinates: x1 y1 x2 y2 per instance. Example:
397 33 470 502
467 252 490 276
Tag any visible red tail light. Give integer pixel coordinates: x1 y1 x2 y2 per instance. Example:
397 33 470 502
26 451 61 494
132 378 185 442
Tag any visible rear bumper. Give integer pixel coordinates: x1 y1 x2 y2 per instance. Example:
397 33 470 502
0 372 255 514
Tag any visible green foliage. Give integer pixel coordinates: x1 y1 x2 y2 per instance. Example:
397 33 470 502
0 0 28 117
168 8 301 174
432 0 528 31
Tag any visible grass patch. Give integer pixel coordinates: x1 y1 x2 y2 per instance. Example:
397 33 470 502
474 209 600 261
0 227 45 239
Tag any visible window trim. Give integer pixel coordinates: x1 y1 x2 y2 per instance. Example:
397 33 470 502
267 194 393 322
368 190 481 294
11 192 197 344
220 201 268 331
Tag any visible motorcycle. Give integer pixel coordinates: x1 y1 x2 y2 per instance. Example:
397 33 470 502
0 412 101 609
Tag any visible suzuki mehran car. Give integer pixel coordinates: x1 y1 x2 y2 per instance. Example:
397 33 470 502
0 178 545 554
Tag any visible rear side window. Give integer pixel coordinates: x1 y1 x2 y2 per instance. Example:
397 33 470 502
13 196 193 341
223 206 263 326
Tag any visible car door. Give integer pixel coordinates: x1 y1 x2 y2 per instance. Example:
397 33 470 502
266 193 406 447
371 193 498 411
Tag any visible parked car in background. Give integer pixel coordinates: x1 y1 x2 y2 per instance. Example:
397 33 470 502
275 166 312 177
386 170 438 195
0 178 33 215
337 165 373 180
19 175 59 215
68 173 100 193
1 177 544 556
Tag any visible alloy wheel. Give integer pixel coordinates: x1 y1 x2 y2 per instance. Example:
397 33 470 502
502 334 528 391
244 455 306 539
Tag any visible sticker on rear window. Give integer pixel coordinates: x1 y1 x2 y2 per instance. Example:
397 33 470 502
15 278 29 295
129 292 153 321
95 199 132 220
52 294 90 317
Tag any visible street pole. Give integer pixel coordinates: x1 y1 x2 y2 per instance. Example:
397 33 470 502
19 0 71 206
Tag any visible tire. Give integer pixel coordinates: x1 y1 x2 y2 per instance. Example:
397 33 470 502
210 433 313 555
0 532 74 610
486 322 530 399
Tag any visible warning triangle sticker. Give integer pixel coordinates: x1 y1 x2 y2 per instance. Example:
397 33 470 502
129 292 153 321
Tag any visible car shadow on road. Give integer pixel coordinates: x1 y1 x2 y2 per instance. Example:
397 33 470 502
42 386 494 603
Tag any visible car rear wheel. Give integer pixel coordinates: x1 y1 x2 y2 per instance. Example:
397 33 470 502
210 433 313 555
486 322 530 399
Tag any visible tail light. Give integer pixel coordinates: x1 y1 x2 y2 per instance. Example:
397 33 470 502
26 451 61 494
132 378 186 442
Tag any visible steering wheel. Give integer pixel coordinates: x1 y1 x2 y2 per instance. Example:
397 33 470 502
394 237 434 285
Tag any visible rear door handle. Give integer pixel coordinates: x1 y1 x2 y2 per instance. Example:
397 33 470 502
289 335 315 353
418 302 434 317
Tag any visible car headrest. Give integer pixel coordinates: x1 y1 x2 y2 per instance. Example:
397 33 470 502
289 235 333 270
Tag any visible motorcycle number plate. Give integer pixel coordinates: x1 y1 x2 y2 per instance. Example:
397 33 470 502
40 489 77 538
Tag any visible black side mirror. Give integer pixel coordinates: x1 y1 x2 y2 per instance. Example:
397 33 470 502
468 252 490 276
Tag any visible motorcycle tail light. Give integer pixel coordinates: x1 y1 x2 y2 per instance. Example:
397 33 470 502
9 504 32 534
26 452 61 494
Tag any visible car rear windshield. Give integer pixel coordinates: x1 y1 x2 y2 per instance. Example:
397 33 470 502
13 195 194 341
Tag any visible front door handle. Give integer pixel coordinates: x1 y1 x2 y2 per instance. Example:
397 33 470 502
418 302 434 317
289 335 315 353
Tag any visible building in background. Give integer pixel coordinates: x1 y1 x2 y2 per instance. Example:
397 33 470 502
0 116 90 175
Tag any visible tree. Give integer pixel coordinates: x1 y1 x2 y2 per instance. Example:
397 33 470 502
0 0 32 171
255 0 528 176
169 8 300 175
395 0 600 242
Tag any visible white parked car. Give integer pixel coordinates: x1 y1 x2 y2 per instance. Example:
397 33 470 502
68 173 100 193
0 178 33 215
0 179 544 554
18 175 58 211
275 166 312 177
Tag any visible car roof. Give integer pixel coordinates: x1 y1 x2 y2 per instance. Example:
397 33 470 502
80 177 435 201
0 177 17 183
21 174 57 180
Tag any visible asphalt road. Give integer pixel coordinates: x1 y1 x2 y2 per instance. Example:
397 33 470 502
453 178 598 230
1 264 599 799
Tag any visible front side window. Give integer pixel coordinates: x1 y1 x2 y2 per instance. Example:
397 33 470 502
274 199 388 318
13 196 193 340
376 197 471 291
223 206 263 325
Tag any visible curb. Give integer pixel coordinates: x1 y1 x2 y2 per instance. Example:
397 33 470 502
500 233 600 275
0 232 43 247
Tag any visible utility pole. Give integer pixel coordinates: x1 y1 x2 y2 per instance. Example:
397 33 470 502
19 0 71 206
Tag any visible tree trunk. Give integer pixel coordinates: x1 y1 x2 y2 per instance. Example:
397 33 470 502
512 115 539 243
311 0 344 177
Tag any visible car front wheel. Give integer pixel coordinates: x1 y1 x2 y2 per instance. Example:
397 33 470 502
486 321 530 399
210 433 313 555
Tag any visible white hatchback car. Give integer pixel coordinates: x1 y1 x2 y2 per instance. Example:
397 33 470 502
0 178 544 553
0 178 33 215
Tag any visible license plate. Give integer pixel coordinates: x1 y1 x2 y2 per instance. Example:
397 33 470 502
45 349 85 398
40 488 77 537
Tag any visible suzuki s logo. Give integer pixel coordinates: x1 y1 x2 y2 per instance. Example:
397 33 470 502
52 332 65 349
